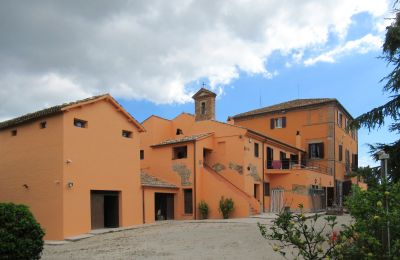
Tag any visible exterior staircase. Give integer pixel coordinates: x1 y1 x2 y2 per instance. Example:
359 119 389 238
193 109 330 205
204 164 261 216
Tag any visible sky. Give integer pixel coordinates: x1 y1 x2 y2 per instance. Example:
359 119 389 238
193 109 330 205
0 0 397 166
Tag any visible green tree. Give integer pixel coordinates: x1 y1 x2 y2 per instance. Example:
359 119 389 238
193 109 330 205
0 203 45 260
351 6 400 182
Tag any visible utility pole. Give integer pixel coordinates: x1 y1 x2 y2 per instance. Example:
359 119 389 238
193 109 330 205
378 150 390 256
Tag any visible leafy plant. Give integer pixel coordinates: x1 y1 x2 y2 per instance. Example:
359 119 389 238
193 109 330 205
0 203 45 260
258 204 343 260
219 196 234 219
199 200 209 219
342 183 400 258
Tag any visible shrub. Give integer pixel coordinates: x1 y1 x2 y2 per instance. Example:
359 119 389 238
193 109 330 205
0 203 45 260
198 200 209 219
219 196 234 219
258 204 343 259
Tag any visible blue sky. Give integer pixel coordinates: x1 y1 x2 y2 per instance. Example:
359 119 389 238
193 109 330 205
117 9 396 167
0 1 395 166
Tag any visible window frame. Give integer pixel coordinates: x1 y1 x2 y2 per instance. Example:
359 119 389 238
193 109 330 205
309 142 324 159
39 121 47 129
173 145 188 160
201 101 206 115
73 118 87 128
183 189 193 214
264 182 270 196
254 142 259 157
122 130 132 138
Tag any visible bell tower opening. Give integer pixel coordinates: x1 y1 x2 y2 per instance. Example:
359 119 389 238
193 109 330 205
192 87 216 121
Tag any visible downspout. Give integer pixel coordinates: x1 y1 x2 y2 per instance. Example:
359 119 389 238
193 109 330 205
262 141 265 213
333 111 337 205
142 188 145 223
193 141 197 220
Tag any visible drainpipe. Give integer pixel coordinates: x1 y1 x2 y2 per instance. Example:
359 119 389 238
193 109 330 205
193 141 197 220
262 141 265 213
333 113 337 206
142 188 145 223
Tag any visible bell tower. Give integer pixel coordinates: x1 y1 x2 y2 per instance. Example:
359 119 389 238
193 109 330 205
192 87 216 121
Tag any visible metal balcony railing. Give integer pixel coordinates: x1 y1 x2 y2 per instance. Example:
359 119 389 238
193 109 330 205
266 159 333 175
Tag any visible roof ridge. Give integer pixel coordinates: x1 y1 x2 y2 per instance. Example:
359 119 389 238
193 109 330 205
232 98 337 119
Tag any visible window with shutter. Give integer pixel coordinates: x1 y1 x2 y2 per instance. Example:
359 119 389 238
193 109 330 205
338 144 343 161
309 142 324 159
270 118 275 129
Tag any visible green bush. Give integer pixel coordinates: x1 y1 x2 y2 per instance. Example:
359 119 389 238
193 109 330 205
219 196 234 219
198 200 209 219
0 203 45 260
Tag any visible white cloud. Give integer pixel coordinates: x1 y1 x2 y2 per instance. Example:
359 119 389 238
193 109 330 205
304 34 383 66
0 0 390 119
358 155 379 167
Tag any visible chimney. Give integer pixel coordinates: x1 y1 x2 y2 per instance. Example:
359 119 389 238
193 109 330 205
192 87 216 121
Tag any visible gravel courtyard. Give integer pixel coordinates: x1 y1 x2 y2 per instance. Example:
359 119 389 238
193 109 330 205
42 215 352 260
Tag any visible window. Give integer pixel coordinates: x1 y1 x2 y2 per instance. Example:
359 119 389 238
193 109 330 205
264 182 270 196
337 111 343 127
140 150 144 160
345 118 350 133
266 147 273 169
309 142 324 159
345 149 350 172
201 101 206 115
176 128 183 135
338 144 343 161
11 130 17 136
74 118 87 128
270 117 286 129
122 130 132 138
254 142 259 157
184 189 193 214
173 146 187 159
352 154 358 171
40 121 47 129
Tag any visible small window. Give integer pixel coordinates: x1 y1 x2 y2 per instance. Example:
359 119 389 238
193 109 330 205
140 150 144 160
275 118 282 128
11 130 17 136
337 111 343 127
264 182 270 196
338 144 343 161
184 189 193 214
309 142 324 159
40 121 47 129
201 102 206 115
254 143 259 157
122 130 132 138
74 118 87 128
270 117 286 129
176 129 183 135
173 146 187 159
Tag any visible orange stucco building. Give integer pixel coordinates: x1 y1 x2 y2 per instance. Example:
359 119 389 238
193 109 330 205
0 95 145 240
139 89 335 223
230 98 366 206
0 89 361 240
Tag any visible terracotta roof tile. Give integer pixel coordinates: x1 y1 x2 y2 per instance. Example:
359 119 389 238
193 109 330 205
151 132 213 147
233 98 337 119
141 172 177 188
0 94 108 130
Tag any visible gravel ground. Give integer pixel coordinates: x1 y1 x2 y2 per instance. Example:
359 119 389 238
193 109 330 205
42 215 352 260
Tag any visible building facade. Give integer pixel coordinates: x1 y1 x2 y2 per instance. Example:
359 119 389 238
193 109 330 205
0 89 361 240
230 98 366 206
0 95 145 240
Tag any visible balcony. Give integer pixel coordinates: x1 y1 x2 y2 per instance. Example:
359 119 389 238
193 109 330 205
265 159 332 175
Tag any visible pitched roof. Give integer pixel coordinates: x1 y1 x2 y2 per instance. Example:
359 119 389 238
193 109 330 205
141 172 178 188
0 94 145 132
151 132 213 147
232 98 338 119
192 88 217 99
